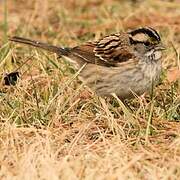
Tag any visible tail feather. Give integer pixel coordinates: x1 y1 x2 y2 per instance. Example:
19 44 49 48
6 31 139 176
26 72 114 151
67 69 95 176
9 36 69 55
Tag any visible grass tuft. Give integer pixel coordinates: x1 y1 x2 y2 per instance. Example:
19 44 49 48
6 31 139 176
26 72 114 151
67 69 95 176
0 0 179 179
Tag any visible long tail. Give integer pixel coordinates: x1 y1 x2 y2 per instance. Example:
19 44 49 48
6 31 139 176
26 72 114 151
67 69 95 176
9 36 69 55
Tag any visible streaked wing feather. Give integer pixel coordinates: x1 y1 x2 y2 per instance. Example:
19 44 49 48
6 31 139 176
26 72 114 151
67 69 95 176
71 33 134 66
94 33 134 64
72 42 96 63
71 42 114 66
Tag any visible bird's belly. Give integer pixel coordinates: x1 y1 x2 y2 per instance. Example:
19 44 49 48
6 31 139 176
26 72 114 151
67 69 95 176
80 63 161 99
93 72 151 99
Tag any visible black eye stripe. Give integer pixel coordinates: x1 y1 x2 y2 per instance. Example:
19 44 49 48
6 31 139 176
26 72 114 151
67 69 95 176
143 41 150 46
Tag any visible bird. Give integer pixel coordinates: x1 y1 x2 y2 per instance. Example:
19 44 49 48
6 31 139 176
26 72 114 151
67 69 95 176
9 27 165 100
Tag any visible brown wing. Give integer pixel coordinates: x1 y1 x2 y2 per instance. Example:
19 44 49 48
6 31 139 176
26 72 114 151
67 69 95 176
94 33 134 64
70 42 114 66
71 33 134 67
71 42 97 63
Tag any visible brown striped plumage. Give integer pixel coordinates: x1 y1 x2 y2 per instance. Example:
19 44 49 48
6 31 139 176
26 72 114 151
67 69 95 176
9 27 165 99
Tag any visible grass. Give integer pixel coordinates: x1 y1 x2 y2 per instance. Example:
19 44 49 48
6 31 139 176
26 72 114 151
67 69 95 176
0 0 180 179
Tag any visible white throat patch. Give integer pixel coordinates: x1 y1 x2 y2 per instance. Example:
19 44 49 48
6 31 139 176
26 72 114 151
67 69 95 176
153 50 162 60
146 50 162 61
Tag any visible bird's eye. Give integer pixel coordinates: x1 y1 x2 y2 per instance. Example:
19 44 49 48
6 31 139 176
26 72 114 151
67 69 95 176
144 41 150 46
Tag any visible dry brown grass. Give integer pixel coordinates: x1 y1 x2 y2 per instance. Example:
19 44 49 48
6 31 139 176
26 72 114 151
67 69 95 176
0 0 180 179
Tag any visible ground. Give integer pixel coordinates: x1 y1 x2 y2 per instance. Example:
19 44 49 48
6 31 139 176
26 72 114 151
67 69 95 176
0 0 179 179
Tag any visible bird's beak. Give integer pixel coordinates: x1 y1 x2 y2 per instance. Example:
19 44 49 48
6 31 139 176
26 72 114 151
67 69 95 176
155 44 166 51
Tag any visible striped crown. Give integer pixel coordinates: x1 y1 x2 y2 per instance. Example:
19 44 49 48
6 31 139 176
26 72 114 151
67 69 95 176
129 27 161 44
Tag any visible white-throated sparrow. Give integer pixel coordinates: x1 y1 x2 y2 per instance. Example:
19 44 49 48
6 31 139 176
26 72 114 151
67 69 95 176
9 27 165 99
